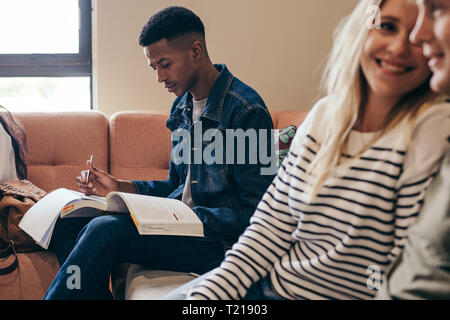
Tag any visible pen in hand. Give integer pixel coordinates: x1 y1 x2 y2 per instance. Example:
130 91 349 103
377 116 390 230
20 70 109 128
86 154 94 184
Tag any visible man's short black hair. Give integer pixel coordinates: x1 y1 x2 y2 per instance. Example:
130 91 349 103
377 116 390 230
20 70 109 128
139 6 205 47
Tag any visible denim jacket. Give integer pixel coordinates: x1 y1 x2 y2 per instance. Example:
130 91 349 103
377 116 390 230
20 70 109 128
132 64 275 247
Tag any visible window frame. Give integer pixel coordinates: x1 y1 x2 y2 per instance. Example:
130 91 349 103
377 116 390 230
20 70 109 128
0 0 92 106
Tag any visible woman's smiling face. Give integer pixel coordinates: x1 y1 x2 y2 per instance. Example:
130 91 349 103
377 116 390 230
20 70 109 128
360 0 431 102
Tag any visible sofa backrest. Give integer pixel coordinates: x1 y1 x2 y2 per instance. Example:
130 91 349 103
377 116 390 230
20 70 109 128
109 111 171 182
109 110 309 183
12 109 308 192
14 112 109 192
271 110 308 129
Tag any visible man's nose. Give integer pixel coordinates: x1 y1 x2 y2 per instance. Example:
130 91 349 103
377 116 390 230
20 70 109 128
157 69 167 83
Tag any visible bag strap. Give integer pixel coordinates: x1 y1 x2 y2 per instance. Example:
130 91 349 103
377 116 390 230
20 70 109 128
0 240 19 275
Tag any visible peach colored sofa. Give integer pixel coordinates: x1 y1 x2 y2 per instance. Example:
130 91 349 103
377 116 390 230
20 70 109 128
0 109 307 300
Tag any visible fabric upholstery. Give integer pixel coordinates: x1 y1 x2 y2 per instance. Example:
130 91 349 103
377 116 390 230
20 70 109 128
109 111 171 181
14 112 109 192
124 265 198 300
271 110 308 129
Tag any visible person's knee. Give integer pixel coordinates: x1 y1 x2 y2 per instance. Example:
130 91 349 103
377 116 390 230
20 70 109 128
77 215 134 244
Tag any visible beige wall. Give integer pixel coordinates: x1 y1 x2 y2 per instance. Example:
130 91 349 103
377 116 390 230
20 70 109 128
93 0 358 117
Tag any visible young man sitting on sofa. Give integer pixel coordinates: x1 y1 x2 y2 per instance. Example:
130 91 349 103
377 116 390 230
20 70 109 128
44 6 276 299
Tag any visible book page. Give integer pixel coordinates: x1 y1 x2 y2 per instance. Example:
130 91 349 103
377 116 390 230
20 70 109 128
104 193 130 213
60 192 108 218
76 192 107 203
107 192 201 226
18 188 86 249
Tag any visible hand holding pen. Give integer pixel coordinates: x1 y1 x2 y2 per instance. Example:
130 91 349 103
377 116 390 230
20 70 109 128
85 154 93 184
76 154 137 196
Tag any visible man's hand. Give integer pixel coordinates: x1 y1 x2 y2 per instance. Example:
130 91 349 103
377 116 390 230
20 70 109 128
77 160 120 197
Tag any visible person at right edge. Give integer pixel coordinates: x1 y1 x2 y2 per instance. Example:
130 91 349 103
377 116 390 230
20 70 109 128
376 0 450 300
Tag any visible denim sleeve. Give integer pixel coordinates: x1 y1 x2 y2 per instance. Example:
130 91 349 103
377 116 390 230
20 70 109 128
194 106 276 243
132 157 180 197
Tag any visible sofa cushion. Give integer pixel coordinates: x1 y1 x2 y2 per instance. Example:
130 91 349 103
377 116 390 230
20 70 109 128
109 111 171 181
14 112 109 192
124 265 198 300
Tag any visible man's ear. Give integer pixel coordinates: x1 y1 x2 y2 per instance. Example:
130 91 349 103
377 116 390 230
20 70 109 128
190 40 204 62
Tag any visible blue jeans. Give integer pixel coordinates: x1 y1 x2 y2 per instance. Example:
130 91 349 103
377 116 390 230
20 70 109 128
44 215 225 300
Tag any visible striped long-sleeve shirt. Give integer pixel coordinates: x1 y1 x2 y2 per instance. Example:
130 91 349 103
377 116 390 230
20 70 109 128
187 98 450 300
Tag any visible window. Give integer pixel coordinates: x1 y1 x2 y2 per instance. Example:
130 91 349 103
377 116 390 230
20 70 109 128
0 0 92 111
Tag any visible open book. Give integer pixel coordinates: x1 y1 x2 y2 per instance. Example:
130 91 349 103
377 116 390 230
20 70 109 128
18 188 204 249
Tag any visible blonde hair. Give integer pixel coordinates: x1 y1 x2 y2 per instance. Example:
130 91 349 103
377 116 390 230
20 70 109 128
305 0 444 201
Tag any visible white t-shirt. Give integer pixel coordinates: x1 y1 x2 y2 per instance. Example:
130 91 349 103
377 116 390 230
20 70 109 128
0 122 19 181
192 97 207 123
182 97 207 208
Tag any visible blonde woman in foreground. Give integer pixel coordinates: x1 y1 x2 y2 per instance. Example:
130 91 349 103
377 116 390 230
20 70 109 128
165 0 450 300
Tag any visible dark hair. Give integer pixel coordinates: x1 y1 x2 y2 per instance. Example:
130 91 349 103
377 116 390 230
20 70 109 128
139 6 205 47
0 106 28 180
